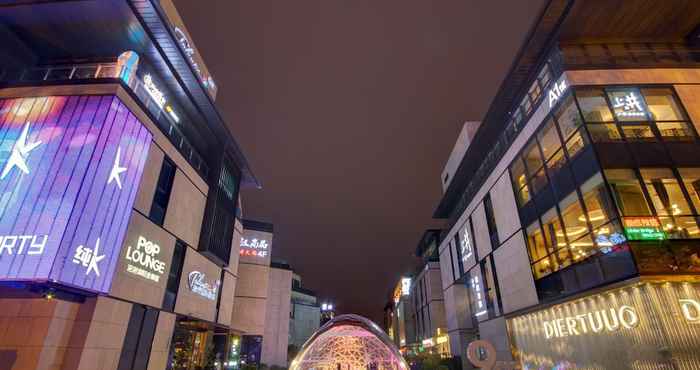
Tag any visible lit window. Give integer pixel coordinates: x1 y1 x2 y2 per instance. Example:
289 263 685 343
555 96 584 140
620 123 656 141
640 168 692 216
526 222 547 262
559 192 590 242
580 173 614 229
537 118 562 161
588 123 622 143
678 168 700 212
523 140 543 176
642 88 686 121
605 169 652 216
576 88 614 122
655 121 694 141
565 127 588 159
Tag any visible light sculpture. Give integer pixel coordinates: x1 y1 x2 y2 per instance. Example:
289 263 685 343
291 314 408 370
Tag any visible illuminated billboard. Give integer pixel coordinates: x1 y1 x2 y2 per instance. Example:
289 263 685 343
0 95 152 293
507 281 700 369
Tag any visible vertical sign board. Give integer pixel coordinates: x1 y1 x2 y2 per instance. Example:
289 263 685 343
0 95 152 293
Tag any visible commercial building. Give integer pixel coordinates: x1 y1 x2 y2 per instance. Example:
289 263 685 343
232 220 292 368
410 230 449 357
434 1 700 369
289 274 321 352
0 1 265 369
387 277 415 350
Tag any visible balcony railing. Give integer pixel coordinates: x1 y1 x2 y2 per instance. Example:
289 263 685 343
7 62 209 178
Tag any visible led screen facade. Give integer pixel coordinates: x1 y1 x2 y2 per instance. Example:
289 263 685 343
0 95 152 293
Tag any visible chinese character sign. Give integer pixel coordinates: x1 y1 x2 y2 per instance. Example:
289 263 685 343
608 89 649 121
0 95 152 293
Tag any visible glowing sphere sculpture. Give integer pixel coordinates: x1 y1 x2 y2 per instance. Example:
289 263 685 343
290 314 409 370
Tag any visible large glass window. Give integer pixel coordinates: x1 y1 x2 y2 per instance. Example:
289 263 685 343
523 140 543 176
605 169 652 216
559 192 590 242
640 168 692 216
642 88 686 121
150 156 177 226
678 168 700 212
526 222 547 262
555 96 584 140
580 173 616 229
537 119 562 161
576 88 614 122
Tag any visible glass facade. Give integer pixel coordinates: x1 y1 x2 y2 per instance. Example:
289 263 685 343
510 84 700 301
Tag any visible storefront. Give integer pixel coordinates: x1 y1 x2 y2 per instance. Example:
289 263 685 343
506 279 700 369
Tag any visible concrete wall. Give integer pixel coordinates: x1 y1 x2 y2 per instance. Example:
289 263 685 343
231 263 269 335
490 172 520 243
471 203 492 259
441 121 481 192
175 248 223 322
261 267 292 367
492 232 537 314
163 169 207 248
146 312 175 370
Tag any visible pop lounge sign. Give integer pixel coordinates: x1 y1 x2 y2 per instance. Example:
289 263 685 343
124 236 166 282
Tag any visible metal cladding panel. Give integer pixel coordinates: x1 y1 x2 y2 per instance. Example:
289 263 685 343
507 281 700 369
0 95 152 293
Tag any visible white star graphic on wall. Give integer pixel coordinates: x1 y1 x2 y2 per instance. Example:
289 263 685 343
107 147 127 189
1 121 42 179
85 238 106 277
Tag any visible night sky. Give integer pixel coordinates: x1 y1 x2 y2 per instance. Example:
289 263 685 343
175 0 544 323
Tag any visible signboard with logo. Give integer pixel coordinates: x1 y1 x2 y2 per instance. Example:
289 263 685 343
110 211 175 307
623 217 666 241
240 226 273 266
0 95 151 293
506 281 700 369
176 247 222 321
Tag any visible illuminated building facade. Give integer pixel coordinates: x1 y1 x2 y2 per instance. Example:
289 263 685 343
434 1 700 368
388 276 415 350
0 1 261 369
290 314 409 370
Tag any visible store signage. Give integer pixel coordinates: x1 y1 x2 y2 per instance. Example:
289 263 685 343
543 305 639 339
0 95 151 293
401 277 411 296
0 235 47 255
173 27 217 96
625 227 665 240
436 335 448 344
611 91 646 118
422 338 434 348
470 274 487 317
460 223 473 263
143 74 166 109
548 79 568 108
623 217 665 240
680 298 700 323
187 271 220 300
125 236 167 282
239 237 269 258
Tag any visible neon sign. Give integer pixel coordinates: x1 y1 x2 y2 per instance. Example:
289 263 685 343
623 217 665 240
611 90 647 118
143 74 166 108
174 27 217 95
470 275 487 317
543 305 639 339
240 237 269 258
460 223 473 265
548 79 568 108
401 278 411 296
0 235 47 255
680 298 700 323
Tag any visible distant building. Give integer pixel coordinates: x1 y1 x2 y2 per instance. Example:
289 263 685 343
262 261 293 368
289 274 321 352
411 230 449 357
389 276 415 350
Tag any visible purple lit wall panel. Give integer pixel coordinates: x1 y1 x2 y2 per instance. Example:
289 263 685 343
0 95 152 293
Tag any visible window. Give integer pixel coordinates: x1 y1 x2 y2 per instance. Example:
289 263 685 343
605 169 652 216
656 121 695 141
555 96 584 140
542 207 566 254
620 123 655 142
559 192 590 243
537 119 562 161
526 222 547 262
523 140 543 176
565 127 588 158
484 194 499 247
163 240 186 311
640 168 692 216
149 157 176 225
576 88 614 122
678 168 700 212
580 173 615 229
642 88 686 121
588 123 622 143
